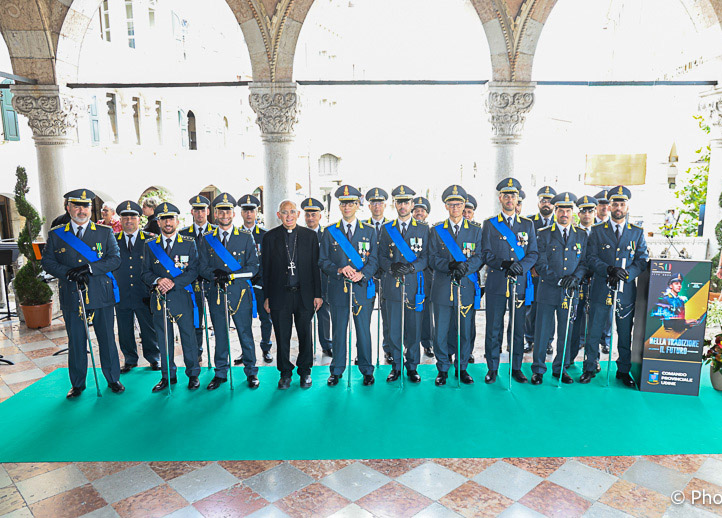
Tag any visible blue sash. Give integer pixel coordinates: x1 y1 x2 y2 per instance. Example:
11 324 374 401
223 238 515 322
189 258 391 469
326 224 375 299
489 217 534 305
433 223 482 310
147 240 199 327
203 232 257 318
384 221 425 311
52 227 120 303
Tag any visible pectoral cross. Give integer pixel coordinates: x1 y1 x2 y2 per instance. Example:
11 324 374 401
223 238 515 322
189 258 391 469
288 261 296 276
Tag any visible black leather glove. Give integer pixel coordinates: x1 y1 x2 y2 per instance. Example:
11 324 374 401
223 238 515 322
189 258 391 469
390 262 405 277
607 275 619 290
500 260 513 270
508 262 524 276
67 264 90 284
448 260 459 272
398 263 416 276
451 269 464 283
453 261 469 276
251 273 262 286
607 266 628 281
560 275 579 290
213 269 231 286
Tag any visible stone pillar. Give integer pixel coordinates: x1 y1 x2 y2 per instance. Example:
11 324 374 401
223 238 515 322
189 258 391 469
485 81 536 191
699 88 722 258
11 85 82 236
249 82 298 218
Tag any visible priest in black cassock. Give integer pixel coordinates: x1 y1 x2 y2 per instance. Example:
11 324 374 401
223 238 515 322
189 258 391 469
262 199 322 389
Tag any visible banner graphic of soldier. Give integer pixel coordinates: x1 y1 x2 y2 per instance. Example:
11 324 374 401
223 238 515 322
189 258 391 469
641 259 712 396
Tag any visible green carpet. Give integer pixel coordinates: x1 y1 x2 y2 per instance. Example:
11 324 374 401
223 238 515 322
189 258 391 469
1 363 720 462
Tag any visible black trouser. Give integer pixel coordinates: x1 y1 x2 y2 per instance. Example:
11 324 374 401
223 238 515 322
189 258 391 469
270 289 314 378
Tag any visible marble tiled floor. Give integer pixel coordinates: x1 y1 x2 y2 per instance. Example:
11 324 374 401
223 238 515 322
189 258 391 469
1 317 721 517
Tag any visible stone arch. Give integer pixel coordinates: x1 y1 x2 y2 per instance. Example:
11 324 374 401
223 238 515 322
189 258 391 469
0 0 56 84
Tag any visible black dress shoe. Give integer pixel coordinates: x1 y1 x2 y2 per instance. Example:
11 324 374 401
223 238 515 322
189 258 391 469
468 355 475 364
435 371 448 386
322 349 333 358
108 381 125 393
485 370 498 384
363 374 375 386
327 374 341 386
460 370 474 384
601 344 610 354
278 377 291 390
66 386 85 398
150 362 161 371
386 370 401 382
263 351 273 363
152 378 177 393
384 352 394 364
553 372 574 384
188 376 200 390
233 355 244 365
546 344 553 355
207 376 227 390
579 371 596 384
120 364 136 374
531 373 543 385
300 375 312 388
596 362 602 373
247 375 260 389
424 347 434 358
523 342 533 353
407 370 421 383
616 371 636 388
512 370 528 383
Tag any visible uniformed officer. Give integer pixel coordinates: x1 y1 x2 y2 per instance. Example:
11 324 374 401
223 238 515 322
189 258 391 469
580 186 649 387
530 192 588 385
302 197 333 357
413 196 434 359
141 202 201 392
516 190 525 216
378 185 429 382
319 185 379 386
525 185 557 354
365 187 392 363
593 189 613 355
428 185 484 385
238 194 274 364
42 189 124 398
594 189 611 224
569 195 598 365
461 193 479 363
481 178 538 384
179 195 216 363
198 193 260 389
114 200 160 373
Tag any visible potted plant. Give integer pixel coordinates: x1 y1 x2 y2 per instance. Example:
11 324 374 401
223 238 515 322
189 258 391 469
703 333 722 391
13 166 53 328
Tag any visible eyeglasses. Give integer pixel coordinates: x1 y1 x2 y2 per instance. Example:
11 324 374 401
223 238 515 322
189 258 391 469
279 210 298 216
580 208 595 214
340 201 358 207
539 199 552 205
369 201 385 207
446 202 464 208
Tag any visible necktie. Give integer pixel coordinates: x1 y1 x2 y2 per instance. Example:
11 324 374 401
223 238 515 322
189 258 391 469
196 227 202 239
346 224 353 241
401 222 407 237
615 225 621 241
127 235 133 253
507 217 513 229
165 238 172 256
453 224 459 238
562 228 568 244
222 231 229 248
76 226 83 239
375 222 381 236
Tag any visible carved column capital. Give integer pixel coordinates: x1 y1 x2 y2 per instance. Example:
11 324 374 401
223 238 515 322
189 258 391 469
10 85 82 145
699 87 722 140
485 81 536 144
249 82 298 141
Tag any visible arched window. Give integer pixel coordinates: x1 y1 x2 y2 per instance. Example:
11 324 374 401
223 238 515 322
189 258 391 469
223 117 229 148
318 153 340 177
187 110 197 150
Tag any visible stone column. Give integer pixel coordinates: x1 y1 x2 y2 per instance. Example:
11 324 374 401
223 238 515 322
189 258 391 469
249 82 298 218
485 81 536 191
11 85 82 236
699 88 722 258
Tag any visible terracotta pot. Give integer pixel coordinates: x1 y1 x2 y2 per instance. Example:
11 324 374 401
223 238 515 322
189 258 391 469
20 302 53 329
709 292 722 302
712 367 722 391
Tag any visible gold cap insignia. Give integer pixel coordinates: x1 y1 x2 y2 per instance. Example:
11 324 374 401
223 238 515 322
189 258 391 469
196 196 200 203
223 193 228 203
247 196 251 204
452 185 458 195
163 203 168 213
399 186 405 194
583 196 587 203
344 186 349 196
81 190 87 200
374 188 379 198
618 186 624 194
545 186 550 194
507 179 513 187
126 201 131 210
564 193 569 202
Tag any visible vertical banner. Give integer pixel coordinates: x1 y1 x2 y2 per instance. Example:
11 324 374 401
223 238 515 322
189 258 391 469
641 259 712 395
